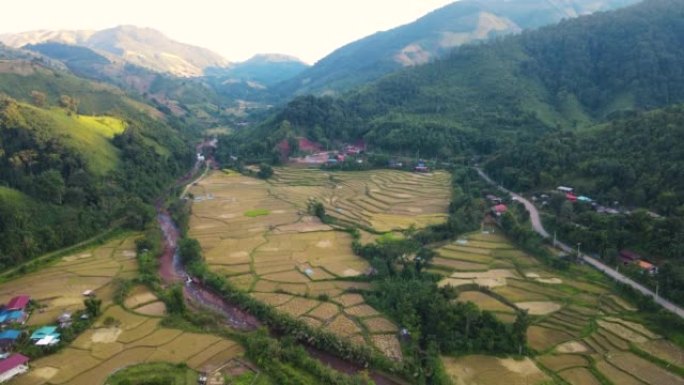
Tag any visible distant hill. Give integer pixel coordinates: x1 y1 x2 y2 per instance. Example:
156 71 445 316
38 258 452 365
277 0 640 95
205 54 309 87
0 25 230 76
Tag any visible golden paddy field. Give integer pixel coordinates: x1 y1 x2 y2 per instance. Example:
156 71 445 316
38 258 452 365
0 236 140 325
1 235 243 385
434 230 684 385
187 168 452 360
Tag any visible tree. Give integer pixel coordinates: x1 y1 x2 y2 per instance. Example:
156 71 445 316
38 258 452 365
84 297 102 317
59 95 79 114
512 310 530 355
164 285 186 315
257 163 274 179
34 170 66 204
179 237 202 264
30 91 46 107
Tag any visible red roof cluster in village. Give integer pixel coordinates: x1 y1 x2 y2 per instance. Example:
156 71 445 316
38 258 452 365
566 193 577 202
5 296 29 311
0 353 29 374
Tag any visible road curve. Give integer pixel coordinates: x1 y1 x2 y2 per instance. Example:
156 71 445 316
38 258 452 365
474 167 684 319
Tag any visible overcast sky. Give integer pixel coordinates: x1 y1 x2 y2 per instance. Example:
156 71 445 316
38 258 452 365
0 0 456 64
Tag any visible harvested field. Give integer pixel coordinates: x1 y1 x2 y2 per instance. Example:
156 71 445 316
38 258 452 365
515 301 561 315
442 355 550 385
607 352 684 385
558 367 601 385
595 360 645 385
527 326 574 351
344 304 381 318
270 168 451 232
363 317 398 334
0 235 139 325
457 291 515 313
133 301 167 316
307 302 341 321
596 320 649 343
603 317 660 339
326 314 362 337
537 354 588 371
371 334 403 361
188 170 422 355
639 339 684 367
555 341 590 353
15 305 243 385
276 297 321 317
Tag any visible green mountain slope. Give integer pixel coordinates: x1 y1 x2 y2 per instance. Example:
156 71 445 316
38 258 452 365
276 0 640 96
237 0 683 160
0 58 192 267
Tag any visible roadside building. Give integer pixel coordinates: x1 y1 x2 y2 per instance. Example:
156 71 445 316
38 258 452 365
0 354 29 383
566 193 577 202
637 260 658 275
619 250 642 265
557 186 574 193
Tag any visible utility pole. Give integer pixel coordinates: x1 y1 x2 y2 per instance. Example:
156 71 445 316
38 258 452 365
577 242 581 260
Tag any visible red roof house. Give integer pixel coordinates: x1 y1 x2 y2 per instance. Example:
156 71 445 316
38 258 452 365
491 204 508 216
0 353 29 382
566 193 577 202
5 296 29 311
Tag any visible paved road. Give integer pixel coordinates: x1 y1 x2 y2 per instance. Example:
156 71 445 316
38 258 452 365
475 167 684 319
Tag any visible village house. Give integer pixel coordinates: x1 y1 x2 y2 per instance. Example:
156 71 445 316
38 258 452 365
0 354 29 383
30 326 60 346
619 249 642 265
0 296 30 325
414 162 429 173
557 186 574 193
0 331 21 352
491 204 508 216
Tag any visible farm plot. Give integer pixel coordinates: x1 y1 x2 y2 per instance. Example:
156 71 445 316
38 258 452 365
270 167 451 232
442 355 550 385
436 230 684 383
0 235 140 325
187 170 404 359
13 305 243 385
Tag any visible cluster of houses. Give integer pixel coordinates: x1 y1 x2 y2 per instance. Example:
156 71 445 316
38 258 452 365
0 295 75 383
0 295 31 383
554 186 624 214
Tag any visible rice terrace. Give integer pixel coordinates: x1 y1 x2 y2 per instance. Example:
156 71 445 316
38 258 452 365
187 167 452 360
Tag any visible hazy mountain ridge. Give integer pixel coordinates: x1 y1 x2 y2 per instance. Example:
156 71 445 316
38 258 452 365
0 25 229 76
277 0 641 96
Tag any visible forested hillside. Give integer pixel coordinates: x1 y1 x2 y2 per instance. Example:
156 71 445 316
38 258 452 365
0 60 192 269
232 0 683 161
277 0 639 96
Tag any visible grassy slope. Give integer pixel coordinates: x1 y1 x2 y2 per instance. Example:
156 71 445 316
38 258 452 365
18 103 126 175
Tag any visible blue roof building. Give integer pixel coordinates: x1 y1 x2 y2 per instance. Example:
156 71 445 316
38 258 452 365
30 326 58 340
0 331 20 341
